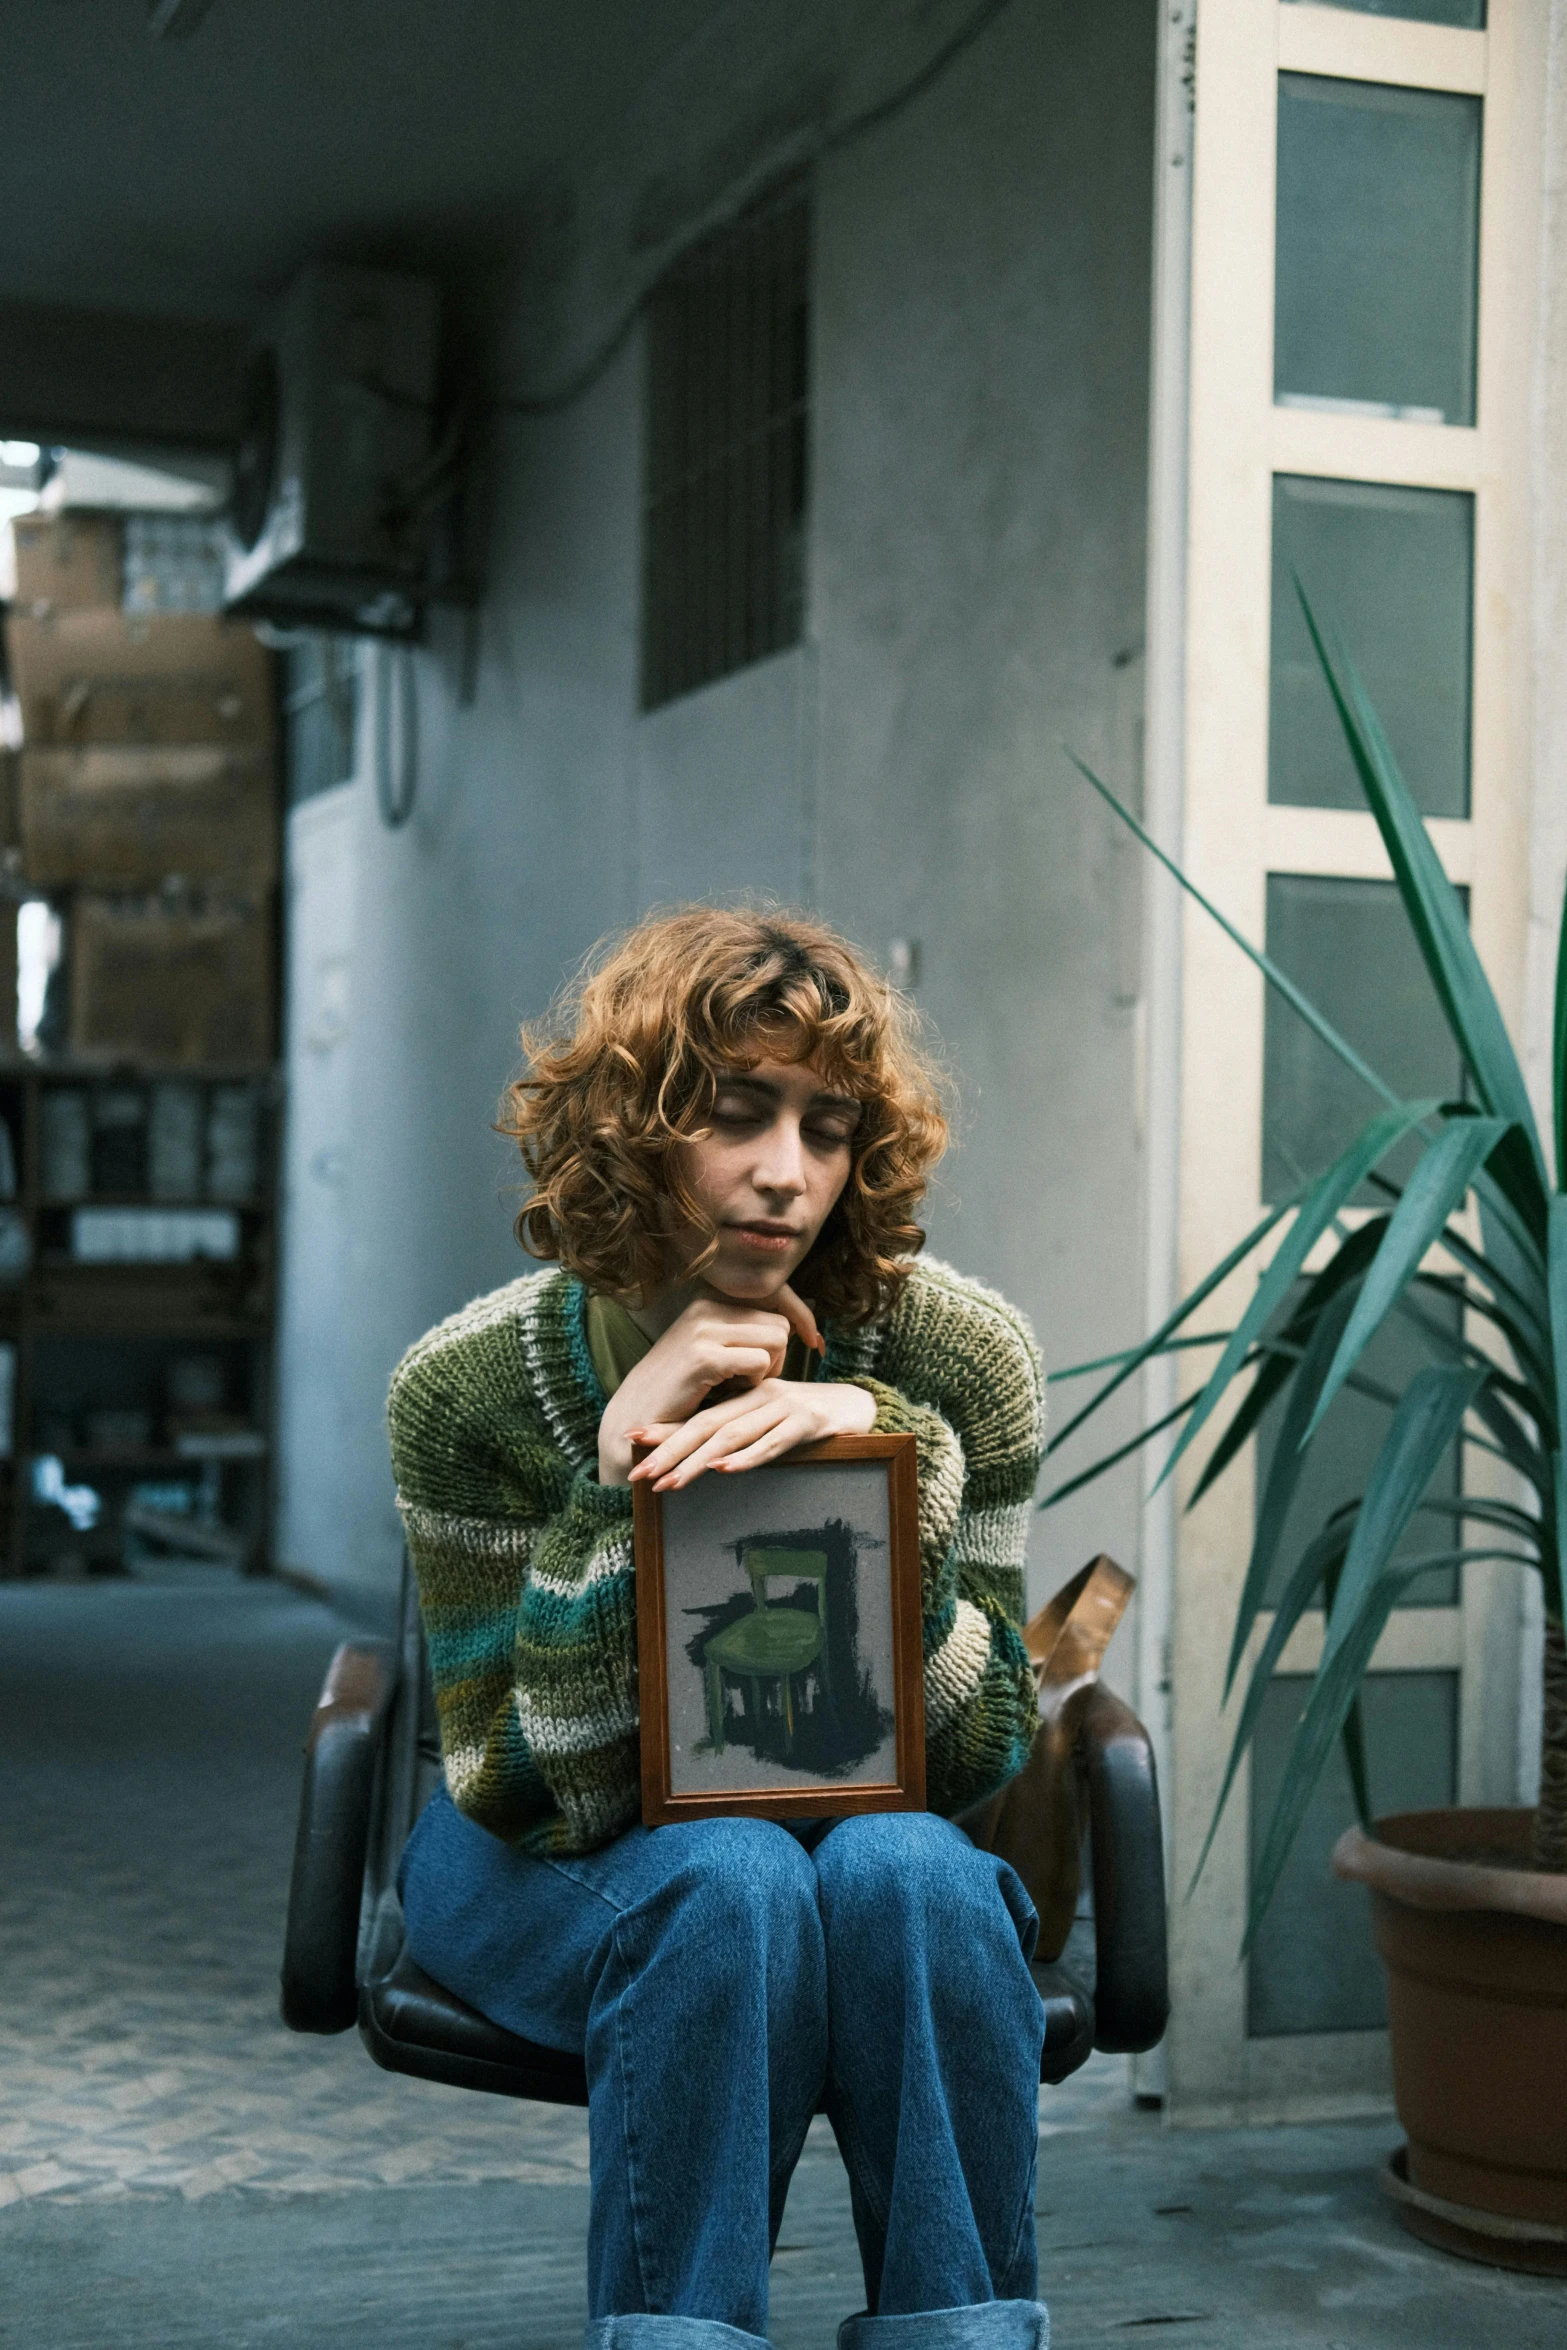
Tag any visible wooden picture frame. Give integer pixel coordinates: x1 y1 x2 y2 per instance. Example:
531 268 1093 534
633 1431 925 1825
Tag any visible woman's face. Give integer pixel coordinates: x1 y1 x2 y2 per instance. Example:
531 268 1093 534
674 1054 861 1302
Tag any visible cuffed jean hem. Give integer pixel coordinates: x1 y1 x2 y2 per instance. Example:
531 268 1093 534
837 2301 1049 2350
584 2321 772 2350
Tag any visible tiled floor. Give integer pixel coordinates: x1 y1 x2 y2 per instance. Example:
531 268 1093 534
0 1574 594 2209
0 1570 1122 2215
3 1573 1561 2349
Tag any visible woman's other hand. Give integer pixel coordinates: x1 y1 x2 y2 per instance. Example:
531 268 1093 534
626 1376 875 1492
596 1284 821 1485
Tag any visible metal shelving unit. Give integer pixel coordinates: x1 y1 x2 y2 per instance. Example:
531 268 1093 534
0 1057 278 1577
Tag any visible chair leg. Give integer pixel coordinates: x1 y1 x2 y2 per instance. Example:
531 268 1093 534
705 1658 726 1752
782 1669 794 1745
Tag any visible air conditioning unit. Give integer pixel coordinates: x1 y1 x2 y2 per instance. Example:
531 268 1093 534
223 264 442 638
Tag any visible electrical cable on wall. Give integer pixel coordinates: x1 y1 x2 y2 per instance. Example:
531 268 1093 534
492 0 1019 421
375 643 420 830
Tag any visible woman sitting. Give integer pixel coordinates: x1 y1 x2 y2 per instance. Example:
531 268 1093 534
389 906 1048 2350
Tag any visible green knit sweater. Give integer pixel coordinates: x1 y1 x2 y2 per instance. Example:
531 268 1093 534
386 1255 1044 1855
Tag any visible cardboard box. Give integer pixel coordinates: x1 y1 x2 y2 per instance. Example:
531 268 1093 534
20 745 277 889
69 893 274 1069
0 748 18 849
5 610 275 750
9 512 122 616
0 896 15 1056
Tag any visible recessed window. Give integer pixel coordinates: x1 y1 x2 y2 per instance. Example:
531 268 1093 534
1262 873 1466 1204
641 191 810 713
1247 1670 1457 2037
1270 475 1473 818
1275 74 1481 426
1256 1282 1462 1611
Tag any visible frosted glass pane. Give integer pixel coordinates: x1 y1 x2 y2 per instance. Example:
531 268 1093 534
1263 874 1465 1204
1270 476 1472 817
1275 76 1480 425
1283 1 1484 23
1256 1284 1462 1610
1248 1671 1456 2037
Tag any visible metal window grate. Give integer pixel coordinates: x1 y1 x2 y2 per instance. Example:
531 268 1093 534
641 191 810 712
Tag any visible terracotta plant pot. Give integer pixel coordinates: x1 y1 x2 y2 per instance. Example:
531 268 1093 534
1333 1807 1567 2275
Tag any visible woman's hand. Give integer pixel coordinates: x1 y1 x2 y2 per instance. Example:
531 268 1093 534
627 1376 876 1492
597 1285 822 1486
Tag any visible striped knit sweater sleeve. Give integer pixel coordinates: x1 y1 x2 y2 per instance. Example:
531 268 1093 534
832 1256 1045 1816
387 1269 642 1855
388 1256 1044 1854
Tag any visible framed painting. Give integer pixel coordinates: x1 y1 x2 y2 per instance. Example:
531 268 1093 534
632 1431 925 1824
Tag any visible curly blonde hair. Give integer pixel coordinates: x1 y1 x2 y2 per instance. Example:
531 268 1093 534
501 906 949 1326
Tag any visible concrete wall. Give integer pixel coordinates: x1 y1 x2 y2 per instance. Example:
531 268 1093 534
274 0 1158 1634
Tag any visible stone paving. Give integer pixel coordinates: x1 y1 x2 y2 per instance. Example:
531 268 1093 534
0 1565 1116 2208
3 1572 1563 2349
0 1573 597 2209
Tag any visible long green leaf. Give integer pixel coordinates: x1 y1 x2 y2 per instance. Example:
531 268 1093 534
1322 1546 1372 1830
1187 1509 1356 1897
1475 1170 1548 1302
1244 1540 1534 1946
1224 1281 1362 1698
1547 1196 1567 1624
1183 1346 1298 1508
1341 1693 1371 1832
1156 1101 1438 1492
1414 1491 1545 1547
1069 752 1400 1112
1554 860 1567 1189
1322 1363 1487 1674
1414 1274 1552 1406
1377 1157 1549 1332
1298 588 1546 1189
1188 1218 1390 1514
1401 1281 1543 1416
1478 1128 1549 1255
1303 1117 1508 1445
1392 1292 1550 1496
1387 1201 1554 1391
1247 1363 1486 1938
1453 1396 1548 1480
1039 1393 1197 1510
1044 1193 1297 1458
1196 1340 1404 1480
1046 1331 1233 1384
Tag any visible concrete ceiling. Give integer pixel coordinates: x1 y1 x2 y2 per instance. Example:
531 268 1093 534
0 0 727 323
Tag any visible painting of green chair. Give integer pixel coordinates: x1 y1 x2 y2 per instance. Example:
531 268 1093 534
702 1548 832 1758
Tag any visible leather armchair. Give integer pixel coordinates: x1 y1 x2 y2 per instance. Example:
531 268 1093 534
281 1556 1169 2102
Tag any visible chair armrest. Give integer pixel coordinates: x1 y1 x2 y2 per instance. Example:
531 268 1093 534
1079 1681 1170 2053
281 1641 397 2034
1033 1912 1098 2085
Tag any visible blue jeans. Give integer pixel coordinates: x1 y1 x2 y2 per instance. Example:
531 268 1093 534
400 1792 1049 2350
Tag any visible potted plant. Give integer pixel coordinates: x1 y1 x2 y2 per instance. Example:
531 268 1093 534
1049 600 1567 2273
